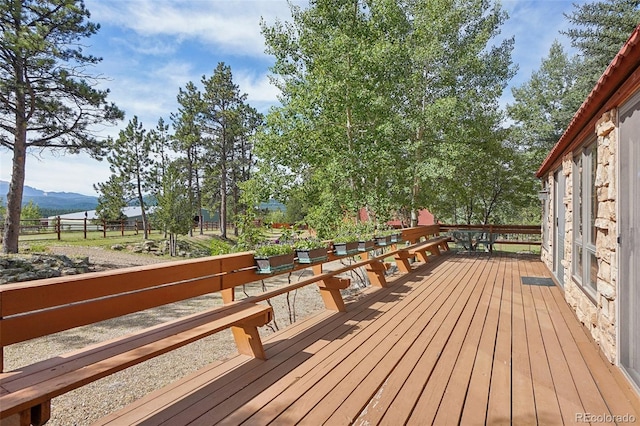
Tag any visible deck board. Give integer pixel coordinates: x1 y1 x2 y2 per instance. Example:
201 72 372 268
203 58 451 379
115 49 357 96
95 253 640 425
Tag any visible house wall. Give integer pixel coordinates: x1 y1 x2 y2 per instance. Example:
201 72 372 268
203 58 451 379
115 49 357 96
541 109 618 363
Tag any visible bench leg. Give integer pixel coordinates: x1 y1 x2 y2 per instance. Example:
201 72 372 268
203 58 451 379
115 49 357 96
365 261 388 287
231 310 272 360
231 325 267 360
415 249 430 263
318 277 350 312
427 246 441 256
394 256 412 273
31 401 51 426
221 288 235 304
393 252 411 273
4 401 50 426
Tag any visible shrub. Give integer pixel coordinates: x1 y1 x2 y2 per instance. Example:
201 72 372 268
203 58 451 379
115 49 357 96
254 243 294 257
210 239 235 256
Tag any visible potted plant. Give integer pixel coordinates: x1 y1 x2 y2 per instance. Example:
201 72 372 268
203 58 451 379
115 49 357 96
358 237 375 252
390 229 402 243
374 225 400 246
294 238 328 264
254 243 295 274
332 234 359 256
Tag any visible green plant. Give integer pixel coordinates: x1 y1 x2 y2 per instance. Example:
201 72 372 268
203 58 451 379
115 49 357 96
293 238 326 250
254 243 294 257
210 238 235 256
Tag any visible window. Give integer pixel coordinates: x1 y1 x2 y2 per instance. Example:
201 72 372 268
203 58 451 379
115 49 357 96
542 181 549 248
573 142 598 294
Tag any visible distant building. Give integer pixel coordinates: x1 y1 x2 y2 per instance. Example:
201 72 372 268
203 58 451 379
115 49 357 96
358 208 435 227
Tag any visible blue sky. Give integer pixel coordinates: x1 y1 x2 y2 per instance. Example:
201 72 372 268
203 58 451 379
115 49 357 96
1 0 584 196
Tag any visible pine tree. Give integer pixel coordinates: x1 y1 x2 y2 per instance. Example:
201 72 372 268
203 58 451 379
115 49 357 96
0 0 123 253
172 82 204 236
563 0 640 108
200 63 248 239
94 175 129 222
103 116 154 238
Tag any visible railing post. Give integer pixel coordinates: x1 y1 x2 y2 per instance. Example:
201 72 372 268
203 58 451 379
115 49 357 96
103 220 107 238
121 220 125 236
84 217 87 239
56 216 61 240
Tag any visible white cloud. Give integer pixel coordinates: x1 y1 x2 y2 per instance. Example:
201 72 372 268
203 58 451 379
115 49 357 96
236 70 281 103
88 0 299 57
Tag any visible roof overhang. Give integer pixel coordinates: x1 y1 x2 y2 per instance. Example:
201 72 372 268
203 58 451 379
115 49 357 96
536 24 640 178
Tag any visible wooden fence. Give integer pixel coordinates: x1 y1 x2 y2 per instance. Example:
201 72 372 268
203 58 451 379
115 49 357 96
1 218 231 241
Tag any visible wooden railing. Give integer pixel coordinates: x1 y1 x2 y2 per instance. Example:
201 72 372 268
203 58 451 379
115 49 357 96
439 224 542 251
0 225 449 424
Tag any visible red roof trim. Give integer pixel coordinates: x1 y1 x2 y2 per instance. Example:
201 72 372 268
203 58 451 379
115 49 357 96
536 24 640 178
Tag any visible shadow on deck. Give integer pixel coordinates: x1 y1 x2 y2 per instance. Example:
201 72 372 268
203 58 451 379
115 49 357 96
96 252 640 425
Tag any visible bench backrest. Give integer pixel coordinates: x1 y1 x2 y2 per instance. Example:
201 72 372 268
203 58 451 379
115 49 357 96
400 224 442 243
0 252 255 347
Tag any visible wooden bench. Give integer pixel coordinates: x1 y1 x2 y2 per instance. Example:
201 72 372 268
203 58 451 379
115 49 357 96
1 225 452 424
0 258 273 426
393 236 451 273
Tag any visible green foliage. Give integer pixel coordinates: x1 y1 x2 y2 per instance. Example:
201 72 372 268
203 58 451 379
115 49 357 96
507 41 579 161
293 238 326 250
210 238 235 256
198 62 263 238
257 0 516 231
153 161 193 255
563 0 640 107
94 174 129 221
235 179 267 250
254 243 294 257
102 116 154 238
20 201 41 221
264 209 287 225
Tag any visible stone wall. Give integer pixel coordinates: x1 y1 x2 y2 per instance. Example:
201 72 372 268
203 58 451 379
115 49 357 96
541 109 618 363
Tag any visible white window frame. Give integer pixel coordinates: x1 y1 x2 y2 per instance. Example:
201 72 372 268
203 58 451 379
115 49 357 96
572 140 598 296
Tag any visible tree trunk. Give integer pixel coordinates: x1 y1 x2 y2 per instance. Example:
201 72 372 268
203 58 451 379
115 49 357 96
220 161 227 239
2 60 28 254
136 177 148 239
3 140 27 253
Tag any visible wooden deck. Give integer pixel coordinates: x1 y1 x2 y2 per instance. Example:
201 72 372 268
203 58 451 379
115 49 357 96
97 252 640 425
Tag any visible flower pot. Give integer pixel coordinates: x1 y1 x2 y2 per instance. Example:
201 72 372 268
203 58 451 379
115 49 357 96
390 233 402 243
296 247 328 264
254 253 295 274
375 235 391 246
358 239 375 252
333 241 359 256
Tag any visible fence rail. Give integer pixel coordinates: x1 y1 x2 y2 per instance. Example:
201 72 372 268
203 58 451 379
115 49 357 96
439 223 541 252
1 218 230 242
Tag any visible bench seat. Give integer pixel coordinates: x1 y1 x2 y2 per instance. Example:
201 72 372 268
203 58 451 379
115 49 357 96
0 302 272 426
394 236 451 273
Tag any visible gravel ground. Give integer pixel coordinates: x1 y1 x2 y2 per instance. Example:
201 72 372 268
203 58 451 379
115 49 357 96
4 246 371 425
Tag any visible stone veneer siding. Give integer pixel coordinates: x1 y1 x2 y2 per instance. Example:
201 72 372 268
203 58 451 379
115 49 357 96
541 108 618 363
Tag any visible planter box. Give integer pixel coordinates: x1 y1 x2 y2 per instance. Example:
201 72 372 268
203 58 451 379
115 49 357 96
390 233 402 243
295 248 328 264
375 235 391 246
254 253 295 274
358 239 375 252
333 241 359 256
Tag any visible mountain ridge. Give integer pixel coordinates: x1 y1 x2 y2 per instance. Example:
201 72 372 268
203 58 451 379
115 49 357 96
0 180 98 211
